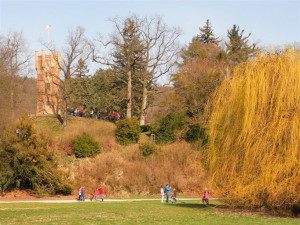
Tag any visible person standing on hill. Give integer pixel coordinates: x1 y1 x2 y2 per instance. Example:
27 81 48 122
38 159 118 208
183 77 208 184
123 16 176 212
160 185 164 203
98 186 104 202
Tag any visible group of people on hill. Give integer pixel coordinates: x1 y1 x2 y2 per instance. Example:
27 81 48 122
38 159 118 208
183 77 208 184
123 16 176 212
78 186 104 202
72 108 125 122
70 107 148 123
71 107 126 121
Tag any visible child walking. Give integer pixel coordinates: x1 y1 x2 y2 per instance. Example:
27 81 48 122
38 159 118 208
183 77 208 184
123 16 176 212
160 185 164 203
202 191 209 205
172 188 177 203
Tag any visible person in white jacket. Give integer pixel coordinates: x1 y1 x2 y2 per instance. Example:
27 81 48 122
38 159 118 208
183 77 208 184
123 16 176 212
160 185 164 203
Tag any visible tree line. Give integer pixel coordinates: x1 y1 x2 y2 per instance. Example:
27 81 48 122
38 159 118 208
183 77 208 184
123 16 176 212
0 15 259 131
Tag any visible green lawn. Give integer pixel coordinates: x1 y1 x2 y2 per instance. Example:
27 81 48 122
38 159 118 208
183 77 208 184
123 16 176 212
0 200 297 225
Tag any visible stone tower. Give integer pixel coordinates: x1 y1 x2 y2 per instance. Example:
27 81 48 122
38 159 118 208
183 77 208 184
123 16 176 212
35 50 61 115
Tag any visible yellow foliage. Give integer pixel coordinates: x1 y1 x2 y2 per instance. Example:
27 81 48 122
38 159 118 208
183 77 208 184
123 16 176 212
204 49 300 215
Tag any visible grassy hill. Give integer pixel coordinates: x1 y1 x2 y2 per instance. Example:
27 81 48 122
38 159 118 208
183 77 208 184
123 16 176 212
31 116 210 197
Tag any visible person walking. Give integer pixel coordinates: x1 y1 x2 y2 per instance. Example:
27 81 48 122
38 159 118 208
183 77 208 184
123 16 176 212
91 191 98 201
202 191 209 205
78 187 82 201
160 185 164 203
98 186 104 202
81 186 85 201
172 188 177 203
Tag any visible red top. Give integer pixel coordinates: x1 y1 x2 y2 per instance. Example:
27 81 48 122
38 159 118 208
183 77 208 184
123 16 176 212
99 187 104 194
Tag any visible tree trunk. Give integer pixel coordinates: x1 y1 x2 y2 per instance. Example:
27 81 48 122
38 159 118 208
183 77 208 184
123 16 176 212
62 100 68 128
126 70 132 119
139 80 147 125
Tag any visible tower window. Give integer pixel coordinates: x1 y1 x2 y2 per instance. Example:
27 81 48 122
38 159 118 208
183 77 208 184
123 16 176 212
46 83 50 90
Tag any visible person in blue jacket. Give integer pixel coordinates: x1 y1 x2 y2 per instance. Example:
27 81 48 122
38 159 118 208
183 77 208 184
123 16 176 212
164 184 171 203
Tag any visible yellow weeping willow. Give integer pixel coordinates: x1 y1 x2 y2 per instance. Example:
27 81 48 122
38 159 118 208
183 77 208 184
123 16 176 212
205 49 300 214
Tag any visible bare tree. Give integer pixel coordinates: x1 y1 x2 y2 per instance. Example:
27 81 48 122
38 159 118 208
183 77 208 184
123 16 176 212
138 16 182 125
0 31 31 127
43 26 91 128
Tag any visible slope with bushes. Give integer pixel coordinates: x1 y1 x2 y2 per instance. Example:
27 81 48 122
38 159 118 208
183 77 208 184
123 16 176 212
30 116 211 197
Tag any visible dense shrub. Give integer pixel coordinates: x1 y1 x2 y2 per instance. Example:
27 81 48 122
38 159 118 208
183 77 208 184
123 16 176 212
115 118 141 145
72 132 101 158
186 124 208 145
0 113 72 196
204 50 300 216
139 142 160 157
154 113 186 144
140 124 151 133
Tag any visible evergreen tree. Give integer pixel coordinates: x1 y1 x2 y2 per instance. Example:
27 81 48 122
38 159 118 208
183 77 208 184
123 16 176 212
195 19 220 44
111 18 145 118
69 59 95 110
226 24 258 64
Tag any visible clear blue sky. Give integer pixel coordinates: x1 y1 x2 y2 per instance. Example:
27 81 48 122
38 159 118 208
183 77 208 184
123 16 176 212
0 0 299 75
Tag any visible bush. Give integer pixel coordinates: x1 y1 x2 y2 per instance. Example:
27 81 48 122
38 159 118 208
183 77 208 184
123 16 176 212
139 142 160 157
186 124 208 145
154 113 186 144
72 132 101 158
0 113 73 196
140 124 151 133
115 118 141 145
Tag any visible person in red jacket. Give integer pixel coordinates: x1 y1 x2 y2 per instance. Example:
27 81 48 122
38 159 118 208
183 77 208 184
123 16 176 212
98 186 104 202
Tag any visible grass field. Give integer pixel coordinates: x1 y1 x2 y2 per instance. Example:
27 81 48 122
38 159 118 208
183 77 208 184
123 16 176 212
0 200 298 225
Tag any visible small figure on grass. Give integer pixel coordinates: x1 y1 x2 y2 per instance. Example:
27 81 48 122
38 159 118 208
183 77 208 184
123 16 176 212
202 191 209 205
160 185 164 203
78 187 82 201
172 188 177 204
98 186 104 201
165 184 171 203
80 186 85 201
90 191 98 201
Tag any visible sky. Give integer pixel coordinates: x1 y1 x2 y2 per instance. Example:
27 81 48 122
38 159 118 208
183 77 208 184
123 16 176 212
0 0 299 77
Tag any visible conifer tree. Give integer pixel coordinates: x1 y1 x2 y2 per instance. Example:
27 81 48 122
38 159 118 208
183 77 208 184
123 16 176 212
195 19 220 44
226 24 258 64
111 17 145 118
69 58 95 110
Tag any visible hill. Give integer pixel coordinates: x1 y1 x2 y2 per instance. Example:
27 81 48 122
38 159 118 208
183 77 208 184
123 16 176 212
32 115 211 197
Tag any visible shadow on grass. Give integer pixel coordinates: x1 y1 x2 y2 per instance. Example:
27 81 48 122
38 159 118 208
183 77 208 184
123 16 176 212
166 202 228 209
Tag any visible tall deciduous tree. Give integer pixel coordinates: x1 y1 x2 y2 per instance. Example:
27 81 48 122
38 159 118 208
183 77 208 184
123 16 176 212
226 24 258 64
138 15 182 125
0 31 31 130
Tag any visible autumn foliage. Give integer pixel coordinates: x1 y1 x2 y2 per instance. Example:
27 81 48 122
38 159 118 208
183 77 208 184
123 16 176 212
204 49 300 215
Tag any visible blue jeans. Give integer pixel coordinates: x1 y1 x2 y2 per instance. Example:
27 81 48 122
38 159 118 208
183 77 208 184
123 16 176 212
166 194 170 203
100 194 104 201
